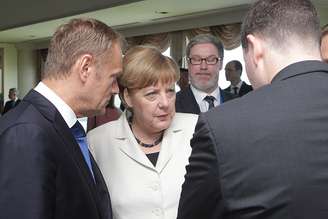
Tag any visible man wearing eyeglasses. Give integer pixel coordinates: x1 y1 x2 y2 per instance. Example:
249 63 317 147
175 34 234 114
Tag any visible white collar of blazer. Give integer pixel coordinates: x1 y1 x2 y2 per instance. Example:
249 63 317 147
116 111 184 172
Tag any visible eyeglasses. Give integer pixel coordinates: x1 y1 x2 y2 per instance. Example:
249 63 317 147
188 56 221 65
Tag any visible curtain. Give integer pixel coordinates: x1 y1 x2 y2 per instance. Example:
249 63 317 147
184 23 241 50
210 23 241 50
126 32 171 53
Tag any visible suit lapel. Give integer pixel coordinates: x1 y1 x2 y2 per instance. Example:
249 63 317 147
156 115 184 173
184 86 201 114
24 90 106 218
90 155 112 219
117 113 155 170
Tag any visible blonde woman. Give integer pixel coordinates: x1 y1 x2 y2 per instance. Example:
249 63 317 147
88 45 198 219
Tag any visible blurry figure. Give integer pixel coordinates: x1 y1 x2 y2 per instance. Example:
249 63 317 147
177 68 189 90
87 95 121 131
321 24 328 63
224 60 252 97
2 88 21 115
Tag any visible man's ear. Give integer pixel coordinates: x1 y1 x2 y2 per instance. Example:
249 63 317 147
246 34 264 68
76 54 93 83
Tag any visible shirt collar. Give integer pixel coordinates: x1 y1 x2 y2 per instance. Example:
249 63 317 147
190 84 221 104
232 80 243 89
34 81 77 128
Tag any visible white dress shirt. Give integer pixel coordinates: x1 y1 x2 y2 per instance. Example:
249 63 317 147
230 80 243 95
190 84 221 112
34 82 77 128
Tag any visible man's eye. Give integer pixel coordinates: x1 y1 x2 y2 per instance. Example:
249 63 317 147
192 58 201 62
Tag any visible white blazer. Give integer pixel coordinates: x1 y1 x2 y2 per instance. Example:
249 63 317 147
88 112 198 219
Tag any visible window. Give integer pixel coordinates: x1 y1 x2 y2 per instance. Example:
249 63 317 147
220 45 250 89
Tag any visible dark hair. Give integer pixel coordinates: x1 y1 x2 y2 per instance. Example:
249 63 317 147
186 34 224 58
44 18 122 79
241 0 320 51
9 88 17 93
227 60 242 74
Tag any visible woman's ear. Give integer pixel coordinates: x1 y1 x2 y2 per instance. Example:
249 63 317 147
123 88 133 109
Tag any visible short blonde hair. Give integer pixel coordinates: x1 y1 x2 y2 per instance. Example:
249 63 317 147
44 18 122 79
119 45 179 95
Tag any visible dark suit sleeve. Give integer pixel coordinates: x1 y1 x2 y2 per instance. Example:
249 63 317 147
0 124 56 219
177 114 224 219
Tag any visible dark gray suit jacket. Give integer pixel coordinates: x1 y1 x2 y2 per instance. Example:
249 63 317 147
175 86 235 114
177 60 328 219
0 90 112 219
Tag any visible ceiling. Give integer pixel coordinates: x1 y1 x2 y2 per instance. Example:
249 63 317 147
0 0 327 45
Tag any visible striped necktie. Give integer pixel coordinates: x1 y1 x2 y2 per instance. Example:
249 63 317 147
204 96 215 110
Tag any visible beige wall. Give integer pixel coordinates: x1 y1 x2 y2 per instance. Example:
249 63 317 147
17 49 39 98
0 43 18 102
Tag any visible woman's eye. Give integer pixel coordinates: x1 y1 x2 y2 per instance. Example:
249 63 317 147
145 92 157 100
167 89 175 97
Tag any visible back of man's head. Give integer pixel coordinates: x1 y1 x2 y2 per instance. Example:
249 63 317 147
241 0 320 53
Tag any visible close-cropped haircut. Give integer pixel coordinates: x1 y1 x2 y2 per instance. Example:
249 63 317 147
228 60 242 73
43 18 121 79
241 0 320 51
119 45 179 100
186 34 224 58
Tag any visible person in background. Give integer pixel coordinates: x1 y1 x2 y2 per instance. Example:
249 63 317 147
177 0 328 218
2 88 21 115
175 34 234 114
87 95 121 132
224 60 252 97
88 45 198 219
177 68 189 90
0 18 123 219
321 24 328 63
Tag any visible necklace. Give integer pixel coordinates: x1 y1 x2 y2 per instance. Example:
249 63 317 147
128 121 163 148
135 134 163 148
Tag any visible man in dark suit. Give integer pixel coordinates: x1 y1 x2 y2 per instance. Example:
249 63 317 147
177 0 328 219
2 87 21 115
0 18 123 219
224 60 253 97
175 34 234 114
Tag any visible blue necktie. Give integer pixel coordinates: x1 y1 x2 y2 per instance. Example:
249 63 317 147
70 121 94 179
